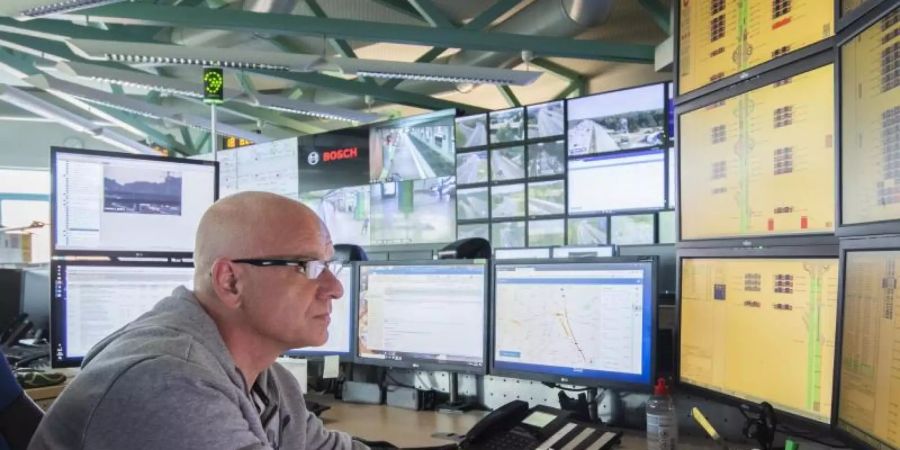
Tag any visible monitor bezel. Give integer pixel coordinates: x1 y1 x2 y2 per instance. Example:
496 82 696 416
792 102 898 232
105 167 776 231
50 146 219 258
489 256 659 391
550 244 616 259
834 1 900 238
832 235 900 450
50 258 195 368
674 245 840 430
352 258 490 375
675 52 838 246
282 261 359 361
493 246 552 260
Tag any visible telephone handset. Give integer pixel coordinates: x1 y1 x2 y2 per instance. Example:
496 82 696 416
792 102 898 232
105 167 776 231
460 400 621 450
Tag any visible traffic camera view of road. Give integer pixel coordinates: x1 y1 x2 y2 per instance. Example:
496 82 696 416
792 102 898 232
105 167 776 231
491 108 525 143
492 184 526 218
527 101 564 138
567 84 665 156
455 114 488 148
527 141 566 177
456 151 488 185
567 217 609 245
458 187 489 220
491 147 525 181
528 180 565 216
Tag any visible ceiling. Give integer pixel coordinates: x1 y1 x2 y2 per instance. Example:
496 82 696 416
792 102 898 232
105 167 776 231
0 0 673 157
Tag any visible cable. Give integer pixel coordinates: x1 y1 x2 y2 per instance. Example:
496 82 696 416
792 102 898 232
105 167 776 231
382 370 416 390
541 382 593 392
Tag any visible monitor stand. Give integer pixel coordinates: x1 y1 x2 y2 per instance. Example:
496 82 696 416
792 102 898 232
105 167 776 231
437 372 477 414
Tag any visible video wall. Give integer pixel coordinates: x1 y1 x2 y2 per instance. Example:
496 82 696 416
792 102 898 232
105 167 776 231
456 84 676 249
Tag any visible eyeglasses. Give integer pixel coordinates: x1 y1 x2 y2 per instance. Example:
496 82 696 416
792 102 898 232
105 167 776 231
231 258 343 280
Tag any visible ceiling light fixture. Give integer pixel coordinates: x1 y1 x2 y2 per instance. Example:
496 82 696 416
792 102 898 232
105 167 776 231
29 74 268 143
65 39 542 86
12 0 127 20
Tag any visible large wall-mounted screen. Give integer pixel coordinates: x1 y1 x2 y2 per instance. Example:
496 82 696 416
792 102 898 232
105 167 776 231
679 257 838 424
679 64 835 240
678 0 834 95
567 84 665 156
840 6 900 227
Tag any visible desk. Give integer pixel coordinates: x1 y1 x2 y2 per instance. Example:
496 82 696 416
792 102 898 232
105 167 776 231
24 383 66 411
311 395 733 450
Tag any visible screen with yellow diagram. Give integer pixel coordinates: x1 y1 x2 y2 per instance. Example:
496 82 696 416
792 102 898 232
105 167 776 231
838 249 900 449
679 64 835 240
679 0 833 95
679 257 838 423
841 6 900 226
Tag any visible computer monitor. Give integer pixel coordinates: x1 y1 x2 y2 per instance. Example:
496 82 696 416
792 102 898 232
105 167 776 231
839 3 900 233
836 239 900 449
494 247 551 260
678 253 838 425
568 148 666 214
51 147 218 257
567 83 665 156
51 260 195 367
551 245 614 259
369 109 455 183
369 176 456 245
355 260 488 374
455 114 488 149
283 262 356 359
679 63 835 241
491 258 657 388
21 267 50 333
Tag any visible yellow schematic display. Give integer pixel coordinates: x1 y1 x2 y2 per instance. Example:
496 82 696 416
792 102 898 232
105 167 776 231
841 6 900 226
679 64 835 240
838 250 900 449
679 258 838 423
678 0 833 95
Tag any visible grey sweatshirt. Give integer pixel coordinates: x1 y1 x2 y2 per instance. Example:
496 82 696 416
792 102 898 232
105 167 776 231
28 286 370 450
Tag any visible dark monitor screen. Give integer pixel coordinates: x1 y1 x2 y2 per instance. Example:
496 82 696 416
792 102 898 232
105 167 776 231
51 147 217 257
51 261 194 367
355 260 488 373
299 127 370 193
492 258 656 387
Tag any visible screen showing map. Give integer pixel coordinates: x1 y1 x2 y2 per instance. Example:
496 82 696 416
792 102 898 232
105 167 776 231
679 64 835 240
679 257 838 423
493 260 655 385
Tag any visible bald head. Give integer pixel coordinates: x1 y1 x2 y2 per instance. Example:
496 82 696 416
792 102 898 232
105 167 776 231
193 192 330 294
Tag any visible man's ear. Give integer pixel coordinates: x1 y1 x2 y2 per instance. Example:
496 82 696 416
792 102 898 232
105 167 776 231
210 258 242 309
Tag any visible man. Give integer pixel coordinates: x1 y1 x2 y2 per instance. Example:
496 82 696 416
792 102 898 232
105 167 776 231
30 192 370 449
0 353 43 450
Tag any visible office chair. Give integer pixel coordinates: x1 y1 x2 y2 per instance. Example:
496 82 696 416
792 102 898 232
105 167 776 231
437 238 491 260
0 352 44 450
334 244 369 262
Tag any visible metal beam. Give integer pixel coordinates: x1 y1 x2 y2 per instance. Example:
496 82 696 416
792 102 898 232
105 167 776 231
555 79 582 100
250 69 487 114
72 4 656 63
383 0 524 89
301 0 378 88
407 0 455 28
370 0 427 23
0 30 327 135
497 85 520 107
531 58 582 82
637 0 670 35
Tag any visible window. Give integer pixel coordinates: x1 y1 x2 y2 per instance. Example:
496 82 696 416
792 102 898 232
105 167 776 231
774 106 794 128
0 168 51 263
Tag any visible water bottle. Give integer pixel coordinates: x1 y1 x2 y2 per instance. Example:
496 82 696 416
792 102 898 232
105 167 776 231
647 378 678 450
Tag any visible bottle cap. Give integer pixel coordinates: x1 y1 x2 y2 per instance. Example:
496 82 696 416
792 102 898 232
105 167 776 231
654 378 669 396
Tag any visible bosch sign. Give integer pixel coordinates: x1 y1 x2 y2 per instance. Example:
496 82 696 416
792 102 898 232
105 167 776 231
323 147 359 162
